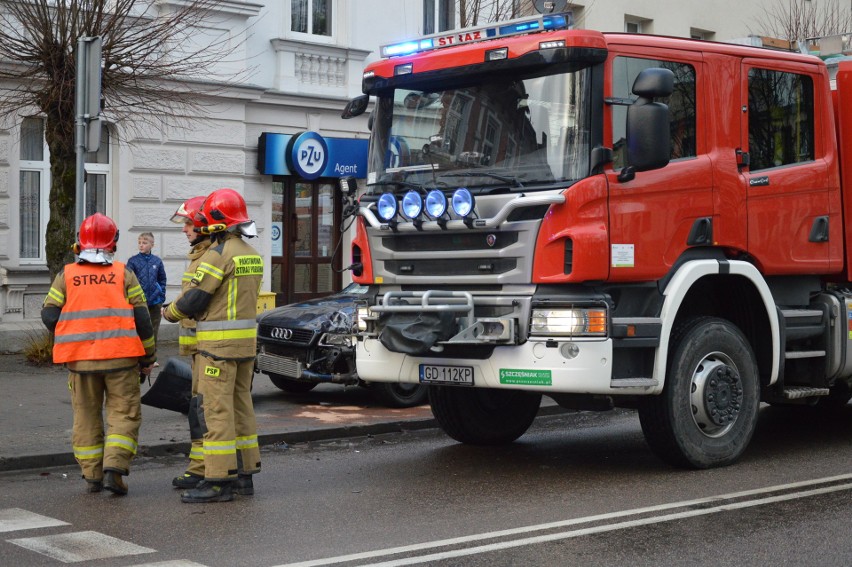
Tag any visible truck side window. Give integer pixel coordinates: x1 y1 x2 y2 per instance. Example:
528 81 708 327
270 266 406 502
611 57 696 169
747 68 814 171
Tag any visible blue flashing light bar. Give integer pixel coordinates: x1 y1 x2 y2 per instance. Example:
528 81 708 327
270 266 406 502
379 12 573 58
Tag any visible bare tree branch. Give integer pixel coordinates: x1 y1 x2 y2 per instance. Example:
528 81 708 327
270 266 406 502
0 0 251 278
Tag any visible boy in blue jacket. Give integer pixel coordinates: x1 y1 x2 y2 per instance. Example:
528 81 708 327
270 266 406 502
127 232 167 348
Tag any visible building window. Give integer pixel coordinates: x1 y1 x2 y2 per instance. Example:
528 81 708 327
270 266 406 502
748 68 814 171
18 118 112 262
19 117 48 262
292 0 332 37
84 124 110 217
423 0 454 34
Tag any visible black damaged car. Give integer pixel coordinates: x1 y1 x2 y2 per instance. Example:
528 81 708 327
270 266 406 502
255 283 428 408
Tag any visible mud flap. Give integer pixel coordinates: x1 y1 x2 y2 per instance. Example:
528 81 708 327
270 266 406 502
378 310 456 355
140 357 192 414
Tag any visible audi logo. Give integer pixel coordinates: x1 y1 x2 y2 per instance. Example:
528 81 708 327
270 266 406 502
270 327 293 340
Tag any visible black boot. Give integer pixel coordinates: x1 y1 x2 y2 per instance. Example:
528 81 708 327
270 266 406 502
233 474 254 496
103 471 128 496
181 481 233 503
172 472 203 489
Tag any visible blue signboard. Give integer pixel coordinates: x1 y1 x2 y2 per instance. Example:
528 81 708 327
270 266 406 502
258 132 368 179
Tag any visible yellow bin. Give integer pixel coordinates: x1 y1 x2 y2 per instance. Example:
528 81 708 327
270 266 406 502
256 291 277 314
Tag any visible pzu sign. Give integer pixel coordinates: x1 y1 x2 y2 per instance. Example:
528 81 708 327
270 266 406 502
289 132 329 180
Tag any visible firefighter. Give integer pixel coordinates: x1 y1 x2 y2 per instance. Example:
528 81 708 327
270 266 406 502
167 195 213 489
163 188 262 503
41 213 157 495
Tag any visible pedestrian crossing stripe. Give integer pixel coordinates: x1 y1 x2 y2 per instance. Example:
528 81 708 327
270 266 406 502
0 508 68 533
2 508 210 565
9 530 155 562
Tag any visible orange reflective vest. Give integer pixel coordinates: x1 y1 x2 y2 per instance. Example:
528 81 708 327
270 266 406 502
53 262 146 364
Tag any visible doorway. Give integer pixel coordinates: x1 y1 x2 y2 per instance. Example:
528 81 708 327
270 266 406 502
270 178 343 306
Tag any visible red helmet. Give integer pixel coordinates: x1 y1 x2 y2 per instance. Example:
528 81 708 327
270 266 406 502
196 188 250 234
77 213 119 251
170 196 207 224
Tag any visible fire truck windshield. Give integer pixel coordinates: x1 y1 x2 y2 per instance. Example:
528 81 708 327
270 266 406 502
367 68 591 193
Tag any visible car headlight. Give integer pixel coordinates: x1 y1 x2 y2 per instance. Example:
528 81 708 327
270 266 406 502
530 308 607 336
319 333 353 348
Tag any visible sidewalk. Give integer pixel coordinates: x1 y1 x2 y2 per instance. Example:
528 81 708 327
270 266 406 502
0 341 438 472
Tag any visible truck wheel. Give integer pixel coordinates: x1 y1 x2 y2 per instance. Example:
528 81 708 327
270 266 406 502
429 386 541 445
267 373 318 393
371 383 429 408
638 317 760 469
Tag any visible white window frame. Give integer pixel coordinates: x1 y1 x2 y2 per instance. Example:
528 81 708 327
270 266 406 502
83 123 112 218
423 0 456 34
18 119 113 264
287 0 336 45
18 117 50 264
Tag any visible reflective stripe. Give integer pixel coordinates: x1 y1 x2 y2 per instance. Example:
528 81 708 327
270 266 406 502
203 440 236 455
197 319 256 331
47 287 65 303
73 444 104 460
58 307 134 321
168 302 187 320
197 262 224 281
227 278 237 320
106 434 138 455
196 328 257 341
189 447 205 461
127 284 145 301
54 328 142 344
178 331 198 346
236 435 259 449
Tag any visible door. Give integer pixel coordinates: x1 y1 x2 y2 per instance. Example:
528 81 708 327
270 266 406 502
271 179 342 305
740 59 831 275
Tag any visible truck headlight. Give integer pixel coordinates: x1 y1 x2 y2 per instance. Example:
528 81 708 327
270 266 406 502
530 308 607 337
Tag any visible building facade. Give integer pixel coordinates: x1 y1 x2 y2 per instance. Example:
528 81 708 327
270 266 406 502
0 0 846 351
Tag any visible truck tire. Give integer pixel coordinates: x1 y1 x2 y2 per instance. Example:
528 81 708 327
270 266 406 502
638 316 760 469
429 386 542 445
371 383 429 408
267 373 318 393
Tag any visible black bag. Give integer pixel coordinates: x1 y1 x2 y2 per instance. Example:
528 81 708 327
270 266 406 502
141 357 192 414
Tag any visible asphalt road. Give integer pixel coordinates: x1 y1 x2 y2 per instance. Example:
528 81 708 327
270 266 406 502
1 403 851 566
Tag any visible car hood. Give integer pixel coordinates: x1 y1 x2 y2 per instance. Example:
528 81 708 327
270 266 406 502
257 294 360 334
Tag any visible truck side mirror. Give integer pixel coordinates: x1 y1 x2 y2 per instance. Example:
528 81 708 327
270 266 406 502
342 94 370 119
623 68 673 176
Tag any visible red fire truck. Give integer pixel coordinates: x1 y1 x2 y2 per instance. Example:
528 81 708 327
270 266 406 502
341 13 852 468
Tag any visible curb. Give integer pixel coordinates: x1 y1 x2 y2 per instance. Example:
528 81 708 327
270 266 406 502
0 406 570 473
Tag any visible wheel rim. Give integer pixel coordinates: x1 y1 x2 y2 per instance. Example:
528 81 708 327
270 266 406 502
689 351 743 438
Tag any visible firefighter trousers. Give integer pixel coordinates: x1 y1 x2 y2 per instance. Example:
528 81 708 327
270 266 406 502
195 353 260 481
69 368 141 481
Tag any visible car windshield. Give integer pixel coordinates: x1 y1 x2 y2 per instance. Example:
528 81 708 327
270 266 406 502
367 67 592 194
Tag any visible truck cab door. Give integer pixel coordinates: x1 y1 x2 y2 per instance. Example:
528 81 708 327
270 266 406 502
740 59 832 274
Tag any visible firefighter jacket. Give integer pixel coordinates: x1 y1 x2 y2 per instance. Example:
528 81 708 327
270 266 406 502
166 233 262 360
178 239 213 356
42 261 157 373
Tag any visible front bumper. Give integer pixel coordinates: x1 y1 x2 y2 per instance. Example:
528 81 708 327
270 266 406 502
357 336 655 395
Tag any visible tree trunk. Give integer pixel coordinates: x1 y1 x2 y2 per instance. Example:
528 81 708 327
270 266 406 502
44 113 77 281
